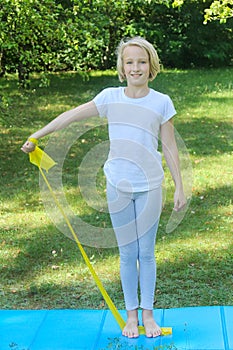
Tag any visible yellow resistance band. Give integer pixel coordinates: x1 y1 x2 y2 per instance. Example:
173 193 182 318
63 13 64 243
27 139 172 336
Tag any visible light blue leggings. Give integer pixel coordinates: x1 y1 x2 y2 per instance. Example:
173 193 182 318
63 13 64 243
107 182 162 311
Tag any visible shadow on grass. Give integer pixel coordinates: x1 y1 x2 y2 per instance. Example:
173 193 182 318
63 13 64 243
0 221 119 277
175 117 233 156
1 225 232 309
1 182 232 256
155 242 233 308
1 191 232 307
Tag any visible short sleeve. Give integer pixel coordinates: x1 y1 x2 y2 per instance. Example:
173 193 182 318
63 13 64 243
93 88 110 117
161 95 176 124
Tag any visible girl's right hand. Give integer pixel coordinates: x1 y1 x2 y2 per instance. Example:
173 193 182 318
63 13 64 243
173 187 187 212
21 140 36 154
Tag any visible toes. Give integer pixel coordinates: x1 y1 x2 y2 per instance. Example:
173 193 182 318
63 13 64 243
122 324 139 338
123 330 139 338
152 329 162 338
146 331 161 338
144 323 161 338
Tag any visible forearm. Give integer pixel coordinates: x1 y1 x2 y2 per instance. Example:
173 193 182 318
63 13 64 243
160 120 183 190
30 109 78 140
163 142 183 190
160 119 186 211
30 101 98 140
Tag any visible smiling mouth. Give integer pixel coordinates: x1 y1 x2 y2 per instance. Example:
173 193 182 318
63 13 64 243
131 73 142 77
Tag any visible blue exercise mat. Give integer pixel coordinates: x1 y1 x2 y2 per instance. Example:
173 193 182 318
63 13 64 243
0 306 232 350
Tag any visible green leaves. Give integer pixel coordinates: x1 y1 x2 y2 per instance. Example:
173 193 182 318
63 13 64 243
204 0 233 23
1 0 233 87
172 0 184 8
1 0 62 85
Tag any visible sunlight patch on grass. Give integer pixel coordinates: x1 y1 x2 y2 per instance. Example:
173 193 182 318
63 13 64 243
38 103 72 112
89 69 118 77
1 211 49 230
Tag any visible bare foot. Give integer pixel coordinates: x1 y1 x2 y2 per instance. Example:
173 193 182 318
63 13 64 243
122 310 139 338
142 309 161 338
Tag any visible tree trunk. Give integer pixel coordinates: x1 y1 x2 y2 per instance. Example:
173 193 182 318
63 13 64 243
18 62 30 88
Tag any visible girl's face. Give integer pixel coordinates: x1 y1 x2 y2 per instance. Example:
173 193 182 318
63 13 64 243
123 45 150 88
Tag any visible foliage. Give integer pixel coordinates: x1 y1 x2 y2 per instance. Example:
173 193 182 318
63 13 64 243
204 0 233 23
165 1 233 67
174 0 233 23
173 0 233 23
0 0 233 85
129 0 233 68
0 0 85 86
0 0 60 86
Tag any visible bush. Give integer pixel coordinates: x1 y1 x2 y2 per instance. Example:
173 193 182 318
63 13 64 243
1 0 232 85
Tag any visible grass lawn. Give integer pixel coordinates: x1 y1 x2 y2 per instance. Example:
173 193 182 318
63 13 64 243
0 68 232 311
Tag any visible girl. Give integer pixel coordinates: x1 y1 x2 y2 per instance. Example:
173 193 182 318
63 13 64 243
21 37 186 338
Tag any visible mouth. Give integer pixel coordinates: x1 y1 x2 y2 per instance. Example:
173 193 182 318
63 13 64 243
131 73 142 78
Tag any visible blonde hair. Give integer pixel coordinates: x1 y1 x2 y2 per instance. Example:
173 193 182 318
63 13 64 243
117 36 160 82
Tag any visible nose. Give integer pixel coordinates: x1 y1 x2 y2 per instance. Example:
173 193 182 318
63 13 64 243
132 62 139 71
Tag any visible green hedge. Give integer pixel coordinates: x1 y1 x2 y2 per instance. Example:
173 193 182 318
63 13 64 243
1 0 232 85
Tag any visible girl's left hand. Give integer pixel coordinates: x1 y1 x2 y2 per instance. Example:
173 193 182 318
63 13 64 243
174 188 187 212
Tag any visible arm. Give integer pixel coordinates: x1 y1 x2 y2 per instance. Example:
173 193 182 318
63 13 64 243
160 118 186 211
21 100 98 153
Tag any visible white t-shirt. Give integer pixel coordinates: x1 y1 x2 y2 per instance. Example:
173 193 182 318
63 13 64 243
93 87 176 192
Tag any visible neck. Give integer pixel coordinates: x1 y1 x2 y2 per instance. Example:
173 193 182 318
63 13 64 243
124 86 150 99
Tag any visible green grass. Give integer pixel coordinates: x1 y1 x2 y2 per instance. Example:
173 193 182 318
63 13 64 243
0 68 232 311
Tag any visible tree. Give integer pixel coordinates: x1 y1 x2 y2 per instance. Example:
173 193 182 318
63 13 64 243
0 0 80 86
0 0 232 85
172 0 233 23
